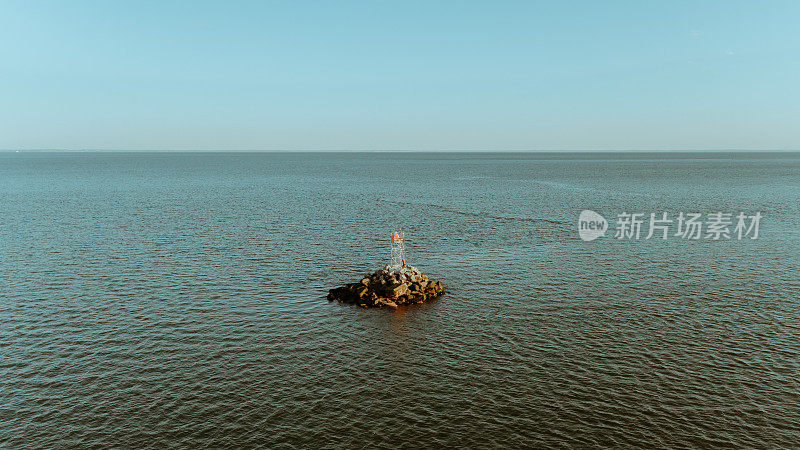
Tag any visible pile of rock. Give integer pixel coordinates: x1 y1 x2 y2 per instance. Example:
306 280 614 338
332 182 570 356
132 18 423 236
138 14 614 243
327 265 445 308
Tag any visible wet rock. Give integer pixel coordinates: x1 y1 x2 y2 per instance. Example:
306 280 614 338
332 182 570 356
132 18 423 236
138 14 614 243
327 265 446 308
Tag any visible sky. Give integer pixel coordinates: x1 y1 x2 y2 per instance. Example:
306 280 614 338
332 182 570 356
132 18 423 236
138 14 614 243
1 0 799 151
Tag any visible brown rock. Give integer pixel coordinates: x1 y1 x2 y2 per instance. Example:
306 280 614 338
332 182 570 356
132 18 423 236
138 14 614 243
329 265 444 307
376 299 398 308
388 284 409 299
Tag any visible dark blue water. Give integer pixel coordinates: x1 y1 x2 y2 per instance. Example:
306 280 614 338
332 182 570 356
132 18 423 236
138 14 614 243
2 152 799 447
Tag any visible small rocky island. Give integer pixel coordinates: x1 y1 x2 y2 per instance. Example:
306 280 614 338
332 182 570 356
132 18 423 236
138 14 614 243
328 265 445 308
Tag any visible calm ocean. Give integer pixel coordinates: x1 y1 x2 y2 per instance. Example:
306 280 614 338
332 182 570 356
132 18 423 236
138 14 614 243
2 152 799 447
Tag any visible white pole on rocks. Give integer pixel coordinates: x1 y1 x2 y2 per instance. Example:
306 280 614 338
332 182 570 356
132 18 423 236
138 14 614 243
390 230 405 269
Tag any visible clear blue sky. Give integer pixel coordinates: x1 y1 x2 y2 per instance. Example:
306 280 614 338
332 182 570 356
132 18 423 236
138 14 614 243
2 1 799 151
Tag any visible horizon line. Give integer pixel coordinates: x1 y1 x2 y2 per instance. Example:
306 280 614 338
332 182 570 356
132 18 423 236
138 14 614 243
3 149 800 153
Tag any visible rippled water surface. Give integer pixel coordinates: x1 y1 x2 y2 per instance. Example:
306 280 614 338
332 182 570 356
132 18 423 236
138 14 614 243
2 152 800 447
